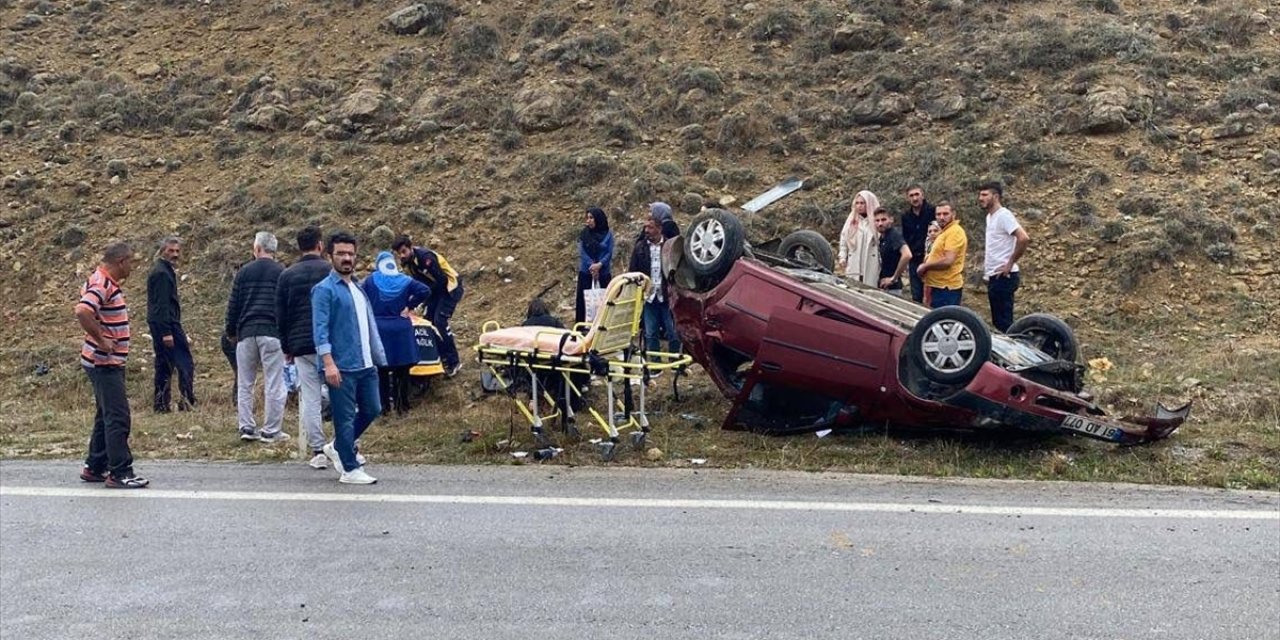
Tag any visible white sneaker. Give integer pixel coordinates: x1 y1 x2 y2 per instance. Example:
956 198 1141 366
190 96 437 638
307 453 328 470
322 442 345 474
356 452 367 465
339 468 377 484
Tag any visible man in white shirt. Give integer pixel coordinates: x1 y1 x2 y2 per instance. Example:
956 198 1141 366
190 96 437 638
628 218 681 358
311 232 387 485
979 182 1031 332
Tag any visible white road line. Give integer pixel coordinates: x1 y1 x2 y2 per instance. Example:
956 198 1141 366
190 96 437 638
2 486 1276 520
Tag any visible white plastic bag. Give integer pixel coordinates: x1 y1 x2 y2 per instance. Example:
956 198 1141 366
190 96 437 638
583 278 606 322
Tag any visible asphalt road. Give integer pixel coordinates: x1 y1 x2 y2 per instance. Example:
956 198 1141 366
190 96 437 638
1 461 1276 640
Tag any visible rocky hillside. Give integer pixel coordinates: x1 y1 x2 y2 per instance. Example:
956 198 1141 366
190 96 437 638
1 0 1277 419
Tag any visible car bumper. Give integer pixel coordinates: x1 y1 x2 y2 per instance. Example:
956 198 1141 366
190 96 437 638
948 363 1190 444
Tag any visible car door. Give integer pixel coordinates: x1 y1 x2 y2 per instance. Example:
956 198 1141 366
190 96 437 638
725 306 893 434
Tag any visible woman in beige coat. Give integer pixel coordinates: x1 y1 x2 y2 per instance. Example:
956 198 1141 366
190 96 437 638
837 190 881 286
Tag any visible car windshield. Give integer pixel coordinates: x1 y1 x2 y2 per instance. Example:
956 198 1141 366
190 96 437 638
774 266 1055 368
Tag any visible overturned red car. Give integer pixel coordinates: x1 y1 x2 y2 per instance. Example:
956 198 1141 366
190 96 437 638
663 209 1188 444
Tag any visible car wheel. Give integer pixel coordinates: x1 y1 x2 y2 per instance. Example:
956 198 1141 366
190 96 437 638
1007 313 1078 362
907 306 992 386
778 230 835 272
684 209 745 289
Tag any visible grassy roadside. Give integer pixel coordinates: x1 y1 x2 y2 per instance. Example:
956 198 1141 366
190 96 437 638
3 350 1276 490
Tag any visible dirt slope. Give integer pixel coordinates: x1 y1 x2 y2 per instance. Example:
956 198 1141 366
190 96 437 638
1 0 1277 430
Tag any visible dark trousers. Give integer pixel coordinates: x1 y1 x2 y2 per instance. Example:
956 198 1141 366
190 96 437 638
908 257 925 303
426 285 464 369
151 324 195 411
220 333 237 405
929 287 963 309
987 272 1020 332
84 366 134 478
377 365 412 414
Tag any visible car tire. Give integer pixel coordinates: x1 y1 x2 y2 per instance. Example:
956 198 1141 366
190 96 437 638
684 208 745 290
907 306 992 386
1007 313 1078 362
778 230 835 272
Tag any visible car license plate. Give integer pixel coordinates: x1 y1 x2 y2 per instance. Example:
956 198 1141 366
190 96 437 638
1061 415 1122 441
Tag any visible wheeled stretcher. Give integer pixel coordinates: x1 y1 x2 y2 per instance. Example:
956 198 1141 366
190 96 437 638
473 272 692 460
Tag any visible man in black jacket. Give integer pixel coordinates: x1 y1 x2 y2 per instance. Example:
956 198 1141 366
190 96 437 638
147 236 196 412
277 226 332 468
226 231 288 443
901 185 937 304
393 235 464 378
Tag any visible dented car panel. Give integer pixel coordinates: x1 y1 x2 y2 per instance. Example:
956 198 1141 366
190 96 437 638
670 255 1187 444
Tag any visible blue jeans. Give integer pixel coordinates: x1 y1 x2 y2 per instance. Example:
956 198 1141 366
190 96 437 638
929 287 963 309
329 367 381 472
987 272 1020 332
642 300 681 355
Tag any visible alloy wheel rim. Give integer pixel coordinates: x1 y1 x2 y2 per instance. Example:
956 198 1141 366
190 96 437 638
689 218 726 266
920 319 978 373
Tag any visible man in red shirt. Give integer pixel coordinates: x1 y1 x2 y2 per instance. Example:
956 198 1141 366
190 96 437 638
75 242 149 488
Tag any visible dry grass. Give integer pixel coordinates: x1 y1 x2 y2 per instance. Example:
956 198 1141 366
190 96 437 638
4 337 1275 490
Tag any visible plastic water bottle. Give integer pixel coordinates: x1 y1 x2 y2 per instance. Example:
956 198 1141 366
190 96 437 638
284 362 299 393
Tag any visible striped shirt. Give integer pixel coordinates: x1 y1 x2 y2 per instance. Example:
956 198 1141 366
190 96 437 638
78 266 130 368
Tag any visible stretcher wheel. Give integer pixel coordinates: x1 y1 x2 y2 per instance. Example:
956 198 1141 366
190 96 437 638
534 430 554 448
630 432 647 449
598 441 617 462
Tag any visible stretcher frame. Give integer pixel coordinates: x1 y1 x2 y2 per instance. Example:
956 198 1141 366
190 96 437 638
473 272 692 460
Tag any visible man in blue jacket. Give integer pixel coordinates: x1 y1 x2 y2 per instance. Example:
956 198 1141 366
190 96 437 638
312 232 386 485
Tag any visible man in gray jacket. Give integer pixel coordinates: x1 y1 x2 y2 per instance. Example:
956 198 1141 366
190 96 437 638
225 231 288 443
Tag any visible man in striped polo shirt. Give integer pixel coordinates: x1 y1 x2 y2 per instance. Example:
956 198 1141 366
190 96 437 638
75 242 149 489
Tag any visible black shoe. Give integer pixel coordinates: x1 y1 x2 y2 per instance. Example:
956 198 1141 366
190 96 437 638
105 474 149 489
79 466 106 483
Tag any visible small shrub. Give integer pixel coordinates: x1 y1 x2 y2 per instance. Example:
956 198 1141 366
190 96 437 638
1194 2 1261 47
725 166 756 187
1205 243 1235 264
491 129 522 151
715 110 769 155
673 66 723 95
998 144 1065 183
1078 0 1120 14
1125 155 1151 173
749 9 801 43
528 13 571 38
1180 151 1201 173
1116 231 1174 291
1098 219 1128 242
452 24 501 68
1116 193 1161 218
533 150 617 190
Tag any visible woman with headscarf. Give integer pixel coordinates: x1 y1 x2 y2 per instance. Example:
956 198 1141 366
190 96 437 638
575 206 614 325
837 189 882 286
362 251 431 414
